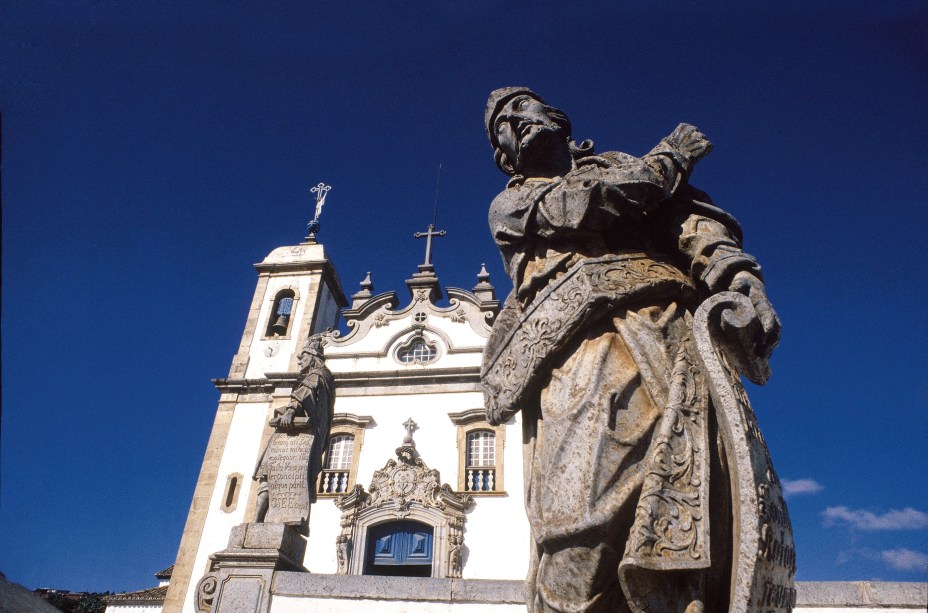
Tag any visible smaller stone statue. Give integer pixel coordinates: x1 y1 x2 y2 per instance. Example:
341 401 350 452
448 535 463 578
253 334 335 527
335 534 352 574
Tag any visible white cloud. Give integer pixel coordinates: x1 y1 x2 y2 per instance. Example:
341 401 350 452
837 547 928 573
822 506 928 530
880 548 928 571
781 478 823 497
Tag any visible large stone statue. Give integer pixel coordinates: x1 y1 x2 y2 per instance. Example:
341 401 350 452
253 333 334 528
481 88 795 612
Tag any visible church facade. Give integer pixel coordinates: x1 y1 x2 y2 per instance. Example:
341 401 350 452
159 236 530 613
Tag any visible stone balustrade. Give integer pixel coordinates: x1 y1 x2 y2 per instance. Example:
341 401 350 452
465 467 496 492
318 469 350 494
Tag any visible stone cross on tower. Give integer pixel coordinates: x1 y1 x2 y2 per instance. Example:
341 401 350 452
413 224 446 268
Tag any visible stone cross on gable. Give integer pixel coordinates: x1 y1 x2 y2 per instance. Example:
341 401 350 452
414 224 446 267
402 418 418 446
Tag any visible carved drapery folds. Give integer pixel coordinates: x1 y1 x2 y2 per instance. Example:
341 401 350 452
334 445 473 578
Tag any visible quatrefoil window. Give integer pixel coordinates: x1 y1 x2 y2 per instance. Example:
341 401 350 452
396 336 438 364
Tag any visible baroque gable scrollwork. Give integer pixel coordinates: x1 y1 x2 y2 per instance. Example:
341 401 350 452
331 286 499 347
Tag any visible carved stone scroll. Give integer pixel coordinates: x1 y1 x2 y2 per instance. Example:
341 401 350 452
693 292 796 612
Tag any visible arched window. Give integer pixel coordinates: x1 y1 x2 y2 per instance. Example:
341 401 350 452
319 434 354 494
396 337 437 364
465 430 496 492
316 414 372 498
449 409 506 495
266 289 296 337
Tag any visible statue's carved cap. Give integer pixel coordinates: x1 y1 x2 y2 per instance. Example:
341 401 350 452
485 87 545 145
301 335 325 357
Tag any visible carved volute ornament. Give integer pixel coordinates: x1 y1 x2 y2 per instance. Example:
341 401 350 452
481 88 793 612
335 420 474 578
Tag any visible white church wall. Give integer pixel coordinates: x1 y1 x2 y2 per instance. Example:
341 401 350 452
337 391 480 487
326 331 483 373
303 494 344 573
459 413 528 581
425 314 487 349
179 401 268 613
301 390 530 580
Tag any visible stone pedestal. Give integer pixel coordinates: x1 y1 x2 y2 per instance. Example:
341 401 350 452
194 523 307 613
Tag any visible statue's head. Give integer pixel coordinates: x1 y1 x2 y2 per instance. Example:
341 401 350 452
485 87 583 177
298 335 325 371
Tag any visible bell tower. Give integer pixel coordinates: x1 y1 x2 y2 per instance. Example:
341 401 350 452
162 191 347 613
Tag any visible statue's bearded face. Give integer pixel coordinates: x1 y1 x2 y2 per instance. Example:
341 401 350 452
297 351 316 371
493 95 566 175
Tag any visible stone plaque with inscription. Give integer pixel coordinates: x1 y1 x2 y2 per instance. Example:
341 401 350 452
263 425 314 525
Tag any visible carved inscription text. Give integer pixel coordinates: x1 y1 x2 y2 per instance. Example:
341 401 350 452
265 431 314 524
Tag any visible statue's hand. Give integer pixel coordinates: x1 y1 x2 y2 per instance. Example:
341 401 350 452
666 123 713 164
279 407 297 429
729 271 781 358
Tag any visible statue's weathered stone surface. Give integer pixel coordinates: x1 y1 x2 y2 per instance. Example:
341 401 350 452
481 88 794 612
253 334 334 528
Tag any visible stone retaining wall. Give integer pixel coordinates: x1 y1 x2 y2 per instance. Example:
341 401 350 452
270 574 926 612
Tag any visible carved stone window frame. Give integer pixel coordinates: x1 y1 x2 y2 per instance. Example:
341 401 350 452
335 450 473 578
449 409 506 495
348 505 454 577
262 286 301 340
316 413 372 498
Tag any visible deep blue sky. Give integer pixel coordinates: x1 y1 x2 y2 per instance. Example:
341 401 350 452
2 0 926 593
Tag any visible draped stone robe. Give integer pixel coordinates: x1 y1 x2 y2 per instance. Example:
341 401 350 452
482 148 763 612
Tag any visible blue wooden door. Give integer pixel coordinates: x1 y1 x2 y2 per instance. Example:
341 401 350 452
364 520 433 576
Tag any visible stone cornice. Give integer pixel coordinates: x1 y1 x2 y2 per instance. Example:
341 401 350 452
214 366 481 396
211 378 277 394
332 413 374 428
447 408 490 426
333 365 481 389
253 258 347 308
